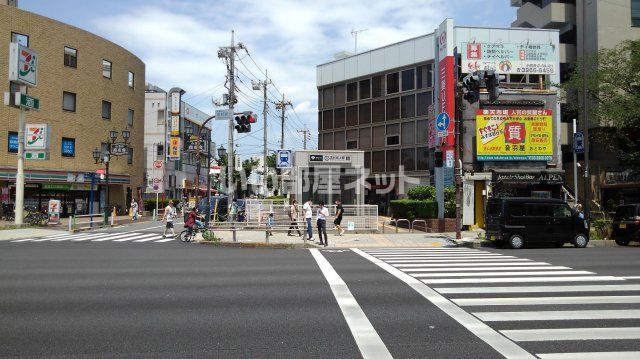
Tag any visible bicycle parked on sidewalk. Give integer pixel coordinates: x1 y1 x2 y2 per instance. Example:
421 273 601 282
24 206 48 226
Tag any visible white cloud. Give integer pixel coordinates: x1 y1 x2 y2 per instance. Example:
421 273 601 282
91 0 450 151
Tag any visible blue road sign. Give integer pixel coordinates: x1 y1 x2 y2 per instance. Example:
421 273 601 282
436 112 450 131
276 149 292 169
574 131 585 154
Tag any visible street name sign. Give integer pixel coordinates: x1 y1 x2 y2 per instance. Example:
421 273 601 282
215 109 233 121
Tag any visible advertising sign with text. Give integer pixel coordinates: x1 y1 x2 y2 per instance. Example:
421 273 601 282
436 19 455 148
168 137 181 159
476 109 553 161
462 42 557 74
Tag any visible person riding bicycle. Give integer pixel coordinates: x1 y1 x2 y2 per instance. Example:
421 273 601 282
184 207 204 231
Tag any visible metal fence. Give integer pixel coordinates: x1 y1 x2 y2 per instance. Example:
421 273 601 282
243 200 378 231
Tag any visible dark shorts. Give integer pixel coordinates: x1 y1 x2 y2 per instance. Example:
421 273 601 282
334 217 343 225
166 221 174 229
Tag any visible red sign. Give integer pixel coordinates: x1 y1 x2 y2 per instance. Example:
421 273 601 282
95 169 105 175
153 160 163 169
504 122 526 144
438 56 455 147
467 43 481 59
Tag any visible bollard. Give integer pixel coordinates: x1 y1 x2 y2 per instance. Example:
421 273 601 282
265 230 269 244
152 209 156 221
68 216 73 233
232 226 237 242
103 212 108 226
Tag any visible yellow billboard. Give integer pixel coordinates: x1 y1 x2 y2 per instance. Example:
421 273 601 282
168 137 181 159
476 109 553 161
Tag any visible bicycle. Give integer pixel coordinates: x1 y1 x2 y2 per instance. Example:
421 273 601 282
24 207 47 226
179 220 211 242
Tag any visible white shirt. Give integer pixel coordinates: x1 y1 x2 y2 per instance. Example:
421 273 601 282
303 202 313 219
317 207 329 221
164 206 175 222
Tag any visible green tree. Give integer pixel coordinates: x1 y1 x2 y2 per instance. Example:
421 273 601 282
561 39 640 169
265 153 281 191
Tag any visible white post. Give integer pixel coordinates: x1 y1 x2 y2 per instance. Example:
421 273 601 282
573 118 578 204
68 216 73 233
14 85 27 225
155 192 159 220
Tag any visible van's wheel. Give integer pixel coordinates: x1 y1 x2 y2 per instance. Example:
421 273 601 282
573 234 588 248
508 234 525 249
615 239 629 246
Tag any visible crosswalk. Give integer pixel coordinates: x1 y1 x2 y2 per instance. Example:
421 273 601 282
9 231 178 243
356 247 640 359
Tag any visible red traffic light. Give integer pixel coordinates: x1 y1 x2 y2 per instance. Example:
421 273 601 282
248 114 256 123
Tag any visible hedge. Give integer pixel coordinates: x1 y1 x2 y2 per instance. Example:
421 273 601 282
390 200 438 221
407 185 436 201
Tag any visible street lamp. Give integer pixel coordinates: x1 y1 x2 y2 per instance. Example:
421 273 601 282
217 145 227 159
93 127 132 216
122 128 130 143
109 129 118 143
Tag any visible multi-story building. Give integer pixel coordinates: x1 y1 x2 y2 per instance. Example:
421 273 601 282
0 3 145 216
317 20 562 226
143 84 212 201
511 0 640 206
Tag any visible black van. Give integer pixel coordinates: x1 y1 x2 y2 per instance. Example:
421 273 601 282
611 204 640 246
485 197 589 249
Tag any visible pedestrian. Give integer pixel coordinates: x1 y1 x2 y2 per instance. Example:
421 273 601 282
229 198 238 222
334 198 344 236
130 199 138 221
267 212 274 236
316 201 329 247
303 199 314 241
288 200 302 236
574 202 584 219
162 200 176 238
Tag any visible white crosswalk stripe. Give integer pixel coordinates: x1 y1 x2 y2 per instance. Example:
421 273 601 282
9 231 179 244
113 233 158 242
359 247 640 358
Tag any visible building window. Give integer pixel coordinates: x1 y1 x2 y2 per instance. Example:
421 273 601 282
372 125 385 147
346 140 358 149
372 75 384 98
11 32 28 46
372 100 385 123
8 131 18 153
61 137 75 157
157 109 165 125
127 148 133 165
416 147 429 170
386 124 400 146
334 131 346 150
62 91 76 112
64 46 77 68
346 105 358 127
156 144 164 157
102 59 112 79
372 151 385 173
334 84 345 105
386 97 400 121
102 100 111 119
9 81 20 93
128 108 134 126
402 121 415 145
386 72 399 94
633 0 640 26
322 87 334 108
128 71 135 89
386 149 399 172
416 119 429 144
334 107 346 128
346 82 358 102
359 103 371 124
346 129 358 149
401 148 416 171
323 132 333 150
416 64 433 89
359 79 371 99
416 92 433 116
401 68 415 91
318 90 323 110
322 110 333 130
359 127 371 149
401 94 416 118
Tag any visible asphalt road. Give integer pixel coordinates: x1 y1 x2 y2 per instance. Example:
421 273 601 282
2 239 640 358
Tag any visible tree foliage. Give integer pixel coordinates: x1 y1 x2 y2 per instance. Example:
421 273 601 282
561 39 640 168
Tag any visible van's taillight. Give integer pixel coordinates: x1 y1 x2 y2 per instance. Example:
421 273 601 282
635 216 640 225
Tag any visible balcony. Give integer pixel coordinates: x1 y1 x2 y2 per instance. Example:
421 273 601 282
512 1 576 29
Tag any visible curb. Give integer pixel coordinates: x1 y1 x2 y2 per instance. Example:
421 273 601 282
198 241 317 249
450 239 495 248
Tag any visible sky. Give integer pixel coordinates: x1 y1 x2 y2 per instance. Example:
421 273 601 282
19 0 516 159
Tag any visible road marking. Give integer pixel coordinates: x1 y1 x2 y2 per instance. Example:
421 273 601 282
364 248 470 252
154 238 175 242
365 250 484 254
92 232 144 241
394 262 550 268
411 270 592 278
421 276 623 284
621 276 640 280
70 233 114 241
309 249 392 359
352 248 535 359
33 232 75 240
537 352 640 359
502 327 640 342
375 254 505 259
386 258 527 263
436 284 640 294
113 233 158 242
474 309 640 322
10 238 34 242
404 266 570 272
133 236 164 242
454 295 640 306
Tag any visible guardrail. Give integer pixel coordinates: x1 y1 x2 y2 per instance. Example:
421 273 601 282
210 220 309 244
69 213 106 232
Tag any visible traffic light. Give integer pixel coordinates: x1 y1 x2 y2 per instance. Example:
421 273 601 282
462 72 481 104
234 112 255 133
234 115 245 133
433 150 443 168
484 70 505 102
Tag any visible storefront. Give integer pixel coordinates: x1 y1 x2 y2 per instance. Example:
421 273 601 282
490 169 566 199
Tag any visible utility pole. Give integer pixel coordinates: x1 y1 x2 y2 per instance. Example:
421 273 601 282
14 84 27 225
297 128 309 150
275 94 292 150
252 71 271 198
581 0 591 219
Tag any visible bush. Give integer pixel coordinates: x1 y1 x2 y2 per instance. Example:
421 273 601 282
407 186 436 201
591 218 612 240
202 231 221 242
390 199 438 221
444 187 456 218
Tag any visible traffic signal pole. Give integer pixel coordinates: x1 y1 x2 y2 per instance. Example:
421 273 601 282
14 85 26 225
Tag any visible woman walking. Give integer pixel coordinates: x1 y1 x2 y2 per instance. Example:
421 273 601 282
316 201 329 247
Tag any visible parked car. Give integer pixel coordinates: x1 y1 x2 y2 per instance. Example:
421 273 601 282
485 197 589 249
611 204 640 246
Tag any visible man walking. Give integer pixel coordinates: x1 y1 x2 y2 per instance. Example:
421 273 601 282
316 201 329 247
162 200 176 238
303 199 313 241
288 200 302 236
334 199 344 236
130 199 139 222
229 198 238 222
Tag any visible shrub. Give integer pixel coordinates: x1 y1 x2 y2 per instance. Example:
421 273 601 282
591 218 612 240
390 199 438 221
407 185 436 201
444 187 456 218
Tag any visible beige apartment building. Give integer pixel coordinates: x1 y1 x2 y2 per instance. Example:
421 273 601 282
0 4 145 216
512 0 640 206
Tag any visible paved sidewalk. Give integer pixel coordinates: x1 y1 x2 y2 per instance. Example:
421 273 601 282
0 227 66 240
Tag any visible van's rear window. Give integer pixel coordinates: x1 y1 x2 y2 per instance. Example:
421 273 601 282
615 205 637 221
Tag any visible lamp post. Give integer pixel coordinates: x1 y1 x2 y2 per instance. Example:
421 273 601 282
93 127 132 216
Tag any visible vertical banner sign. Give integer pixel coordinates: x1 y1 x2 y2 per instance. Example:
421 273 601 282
170 115 180 136
168 137 181 159
437 19 455 149
170 92 181 115
149 160 164 193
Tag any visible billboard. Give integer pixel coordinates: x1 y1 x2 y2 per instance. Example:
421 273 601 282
25 124 48 150
436 19 455 148
476 109 553 161
168 137 181 159
9 43 38 87
462 42 556 75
